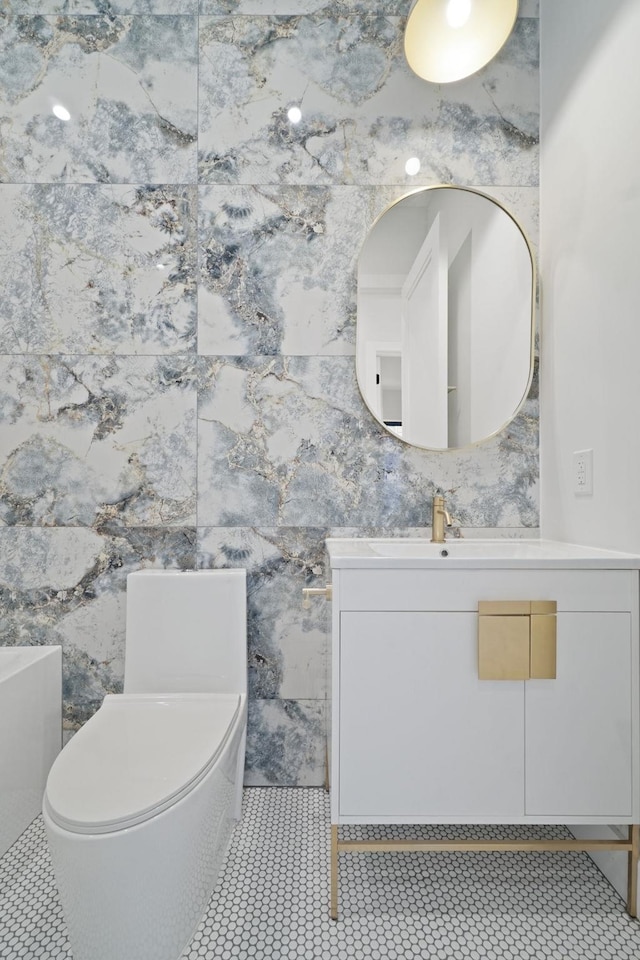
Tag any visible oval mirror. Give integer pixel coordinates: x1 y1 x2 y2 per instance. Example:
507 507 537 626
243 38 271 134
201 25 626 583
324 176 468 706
356 186 535 450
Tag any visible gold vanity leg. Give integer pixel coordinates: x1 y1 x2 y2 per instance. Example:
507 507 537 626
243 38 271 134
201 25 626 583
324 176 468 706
330 825 339 921
627 825 639 917
324 742 330 792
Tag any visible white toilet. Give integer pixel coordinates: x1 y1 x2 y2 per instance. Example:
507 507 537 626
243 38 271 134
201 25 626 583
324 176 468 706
42 569 248 960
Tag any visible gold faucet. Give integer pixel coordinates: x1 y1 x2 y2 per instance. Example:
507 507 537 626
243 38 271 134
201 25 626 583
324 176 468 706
431 494 453 543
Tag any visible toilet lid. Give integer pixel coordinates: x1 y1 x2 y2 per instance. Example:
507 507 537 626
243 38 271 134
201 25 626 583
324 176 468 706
45 693 241 833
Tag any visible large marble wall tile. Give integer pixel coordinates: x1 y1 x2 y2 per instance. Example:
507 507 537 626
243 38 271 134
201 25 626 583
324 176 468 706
245 698 325 785
0 184 196 354
199 1 536 16
5 1 196 11
198 356 538 529
198 527 329 700
0 355 197 527
0 16 197 183
0 525 196 730
1 2 537 21
198 15 537 186
200 2 409 13
198 185 370 356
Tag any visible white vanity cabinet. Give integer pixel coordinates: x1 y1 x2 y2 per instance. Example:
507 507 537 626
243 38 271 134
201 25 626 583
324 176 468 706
339 606 634 822
326 539 640 918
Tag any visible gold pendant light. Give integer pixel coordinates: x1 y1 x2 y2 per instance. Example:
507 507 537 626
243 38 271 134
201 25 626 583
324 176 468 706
404 0 519 84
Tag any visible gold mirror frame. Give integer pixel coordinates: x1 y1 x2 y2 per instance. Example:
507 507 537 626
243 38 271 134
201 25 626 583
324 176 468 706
356 185 536 452
404 0 519 84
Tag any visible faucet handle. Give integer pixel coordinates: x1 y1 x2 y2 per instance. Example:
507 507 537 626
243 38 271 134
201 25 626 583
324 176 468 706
302 585 333 609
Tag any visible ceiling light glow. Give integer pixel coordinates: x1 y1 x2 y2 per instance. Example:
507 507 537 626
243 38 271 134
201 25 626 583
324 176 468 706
52 104 71 122
287 106 302 124
446 0 472 29
405 157 421 176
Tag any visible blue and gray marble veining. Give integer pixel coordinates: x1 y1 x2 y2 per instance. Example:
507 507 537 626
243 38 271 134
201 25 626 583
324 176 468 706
198 15 538 186
0 1 537 19
0 16 197 183
198 356 538 529
198 527 329 700
199 1 409 13
0 184 196 354
246 698 325 786
0 1 540 785
0 355 197 526
0 525 196 730
198 185 367 356
200 1 538 15
3 1 197 11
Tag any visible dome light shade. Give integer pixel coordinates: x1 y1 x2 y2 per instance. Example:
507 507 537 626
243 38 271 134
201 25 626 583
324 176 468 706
404 0 519 84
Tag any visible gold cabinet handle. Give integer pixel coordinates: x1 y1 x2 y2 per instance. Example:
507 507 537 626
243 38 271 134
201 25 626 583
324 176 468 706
478 601 557 680
530 609 557 679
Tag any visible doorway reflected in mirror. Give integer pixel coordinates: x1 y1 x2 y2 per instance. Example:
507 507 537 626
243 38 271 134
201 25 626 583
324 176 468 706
356 186 535 451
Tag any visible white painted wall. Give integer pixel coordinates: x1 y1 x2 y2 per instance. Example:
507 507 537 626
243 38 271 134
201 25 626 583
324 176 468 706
357 283 403 419
540 0 640 554
448 234 472 447
402 215 449 448
469 204 533 443
540 0 640 903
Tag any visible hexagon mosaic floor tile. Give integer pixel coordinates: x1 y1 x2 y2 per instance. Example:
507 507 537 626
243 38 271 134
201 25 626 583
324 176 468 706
2 788 640 960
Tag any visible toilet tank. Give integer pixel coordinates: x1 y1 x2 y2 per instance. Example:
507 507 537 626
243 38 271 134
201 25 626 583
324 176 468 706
123 569 247 696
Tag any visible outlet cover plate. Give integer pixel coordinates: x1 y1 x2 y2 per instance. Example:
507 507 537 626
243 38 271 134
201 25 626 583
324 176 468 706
573 449 593 496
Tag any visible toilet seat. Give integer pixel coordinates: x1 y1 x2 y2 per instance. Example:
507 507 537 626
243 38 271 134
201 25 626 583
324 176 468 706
44 693 241 835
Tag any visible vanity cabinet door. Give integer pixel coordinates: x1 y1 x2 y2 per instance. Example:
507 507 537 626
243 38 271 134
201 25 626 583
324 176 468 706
338 611 525 819
525 612 633 818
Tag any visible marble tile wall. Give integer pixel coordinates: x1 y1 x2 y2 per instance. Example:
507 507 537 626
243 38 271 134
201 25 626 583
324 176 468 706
0 0 539 784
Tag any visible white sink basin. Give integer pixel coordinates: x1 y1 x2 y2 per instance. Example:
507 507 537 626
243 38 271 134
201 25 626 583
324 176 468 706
326 538 640 569
368 539 542 559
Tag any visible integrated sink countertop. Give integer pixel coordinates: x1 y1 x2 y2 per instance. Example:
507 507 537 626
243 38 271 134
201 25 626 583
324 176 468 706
326 538 640 569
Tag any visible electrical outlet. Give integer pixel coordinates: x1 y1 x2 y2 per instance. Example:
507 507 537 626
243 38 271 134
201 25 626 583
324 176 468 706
573 449 593 496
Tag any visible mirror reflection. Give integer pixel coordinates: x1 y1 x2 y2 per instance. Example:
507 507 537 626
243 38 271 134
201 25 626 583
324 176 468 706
356 186 535 450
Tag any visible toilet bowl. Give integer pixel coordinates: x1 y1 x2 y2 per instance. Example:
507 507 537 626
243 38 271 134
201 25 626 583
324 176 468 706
42 569 248 960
